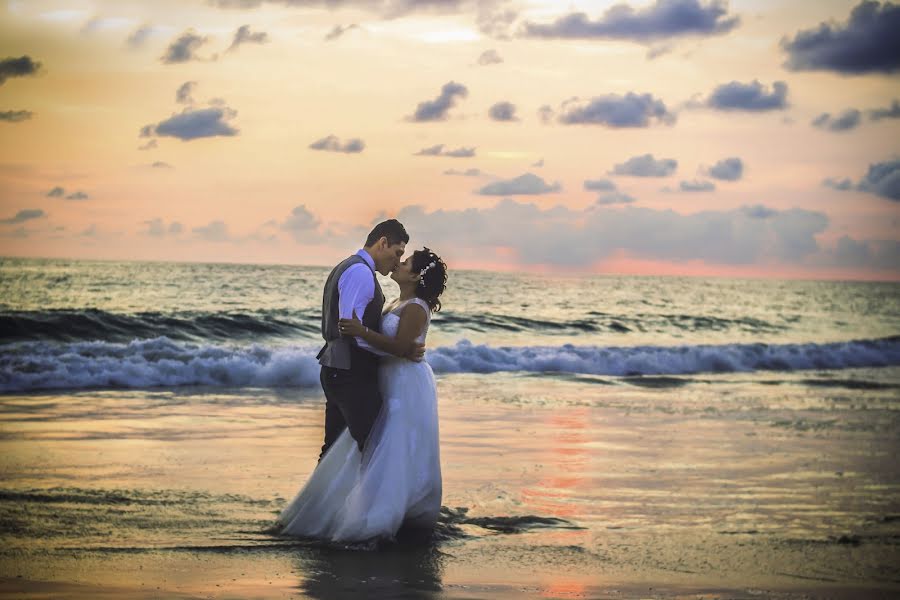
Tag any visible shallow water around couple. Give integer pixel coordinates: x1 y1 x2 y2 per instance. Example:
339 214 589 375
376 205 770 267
1 365 899 598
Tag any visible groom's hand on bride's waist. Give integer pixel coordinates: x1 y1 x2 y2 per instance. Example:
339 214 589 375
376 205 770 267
406 342 426 362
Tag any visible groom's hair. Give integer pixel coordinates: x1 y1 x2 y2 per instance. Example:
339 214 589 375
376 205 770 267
364 219 409 247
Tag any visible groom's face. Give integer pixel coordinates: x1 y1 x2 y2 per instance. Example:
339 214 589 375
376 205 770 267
376 239 406 275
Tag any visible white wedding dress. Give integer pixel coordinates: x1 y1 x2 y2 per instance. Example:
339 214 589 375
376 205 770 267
275 298 442 542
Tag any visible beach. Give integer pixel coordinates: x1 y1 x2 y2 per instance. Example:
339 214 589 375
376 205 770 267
2 368 899 598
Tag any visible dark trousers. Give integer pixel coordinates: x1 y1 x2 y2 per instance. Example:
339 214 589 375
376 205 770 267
319 360 383 461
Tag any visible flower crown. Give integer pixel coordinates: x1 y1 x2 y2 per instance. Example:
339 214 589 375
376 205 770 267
418 260 437 286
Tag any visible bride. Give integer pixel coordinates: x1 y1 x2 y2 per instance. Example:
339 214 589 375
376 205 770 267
274 248 448 543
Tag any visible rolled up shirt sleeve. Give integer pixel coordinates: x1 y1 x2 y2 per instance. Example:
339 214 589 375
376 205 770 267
337 263 389 356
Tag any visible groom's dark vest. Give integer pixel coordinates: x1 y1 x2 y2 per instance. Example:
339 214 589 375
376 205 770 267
317 254 385 370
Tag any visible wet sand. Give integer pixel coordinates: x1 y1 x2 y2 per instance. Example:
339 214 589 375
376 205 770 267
1 368 899 598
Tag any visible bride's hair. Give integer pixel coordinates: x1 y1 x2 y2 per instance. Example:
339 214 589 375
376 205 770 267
411 247 447 313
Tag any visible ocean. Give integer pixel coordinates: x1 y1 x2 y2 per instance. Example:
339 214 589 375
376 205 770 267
1 256 899 598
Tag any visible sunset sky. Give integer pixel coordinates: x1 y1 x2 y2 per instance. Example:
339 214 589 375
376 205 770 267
1 0 898 279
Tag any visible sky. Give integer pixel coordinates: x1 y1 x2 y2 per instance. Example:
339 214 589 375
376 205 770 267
0 0 898 279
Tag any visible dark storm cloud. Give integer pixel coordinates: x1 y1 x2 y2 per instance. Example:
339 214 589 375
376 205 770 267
0 208 45 225
477 173 561 195
704 80 788 111
141 107 240 140
0 56 42 85
811 109 862 131
520 0 740 42
0 110 32 122
228 25 270 51
610 154 677 177
309 135 365 153
707 157 743 181
781 1 900 74
488 101 518 122
557 93 675 127
408 81 468 122
161 30 210 64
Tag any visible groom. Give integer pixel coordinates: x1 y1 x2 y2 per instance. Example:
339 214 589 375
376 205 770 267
316 219 422 461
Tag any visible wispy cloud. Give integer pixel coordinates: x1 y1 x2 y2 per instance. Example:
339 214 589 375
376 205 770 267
811 109 862 132
161 30 211 64
1 208 45 225
0 110 32 122
309 135 365 153
228 25 269 51
414 144 475 157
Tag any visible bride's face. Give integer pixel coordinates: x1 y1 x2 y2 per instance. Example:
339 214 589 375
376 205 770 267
390 256 420 285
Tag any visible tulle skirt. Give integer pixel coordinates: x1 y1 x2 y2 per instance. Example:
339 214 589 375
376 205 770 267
274 358 441 542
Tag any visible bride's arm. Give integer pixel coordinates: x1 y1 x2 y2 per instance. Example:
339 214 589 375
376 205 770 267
339 304 427 360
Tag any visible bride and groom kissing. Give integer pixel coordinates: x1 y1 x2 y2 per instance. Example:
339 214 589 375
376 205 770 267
273 219 448 543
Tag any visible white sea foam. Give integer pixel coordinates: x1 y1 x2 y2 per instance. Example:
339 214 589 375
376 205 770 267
1 336 898 393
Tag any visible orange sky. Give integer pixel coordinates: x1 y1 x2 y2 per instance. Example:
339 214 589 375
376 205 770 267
0 0 898 279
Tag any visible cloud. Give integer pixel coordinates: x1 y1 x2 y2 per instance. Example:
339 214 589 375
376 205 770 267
858 158 900 201
143 218 183 237
0 55 42 85
152 161 173 168
141 106 240 141
280 205 322 241
395 199 830 266
192 220 232 242
325 24 359 41
126 24 157 49
228 25 270 51
139 139 158 151
0 110 32 122
707 157 743 181
704 80 788 111
610 154 677 177
408 81 468 122
741 204 778 219
46 186 65 198
161 30 210 64
66 191 89 201
477 173 561 195
488 101 518 122
532 158 544 167
1 208 45 225
477 49 503 65
444 168 484 176
520 0 740 42
823 177 854 191
309 134 365 153
679 179 716 192
830 236 900 270
869 99 900 120
584 178 617 191
557 93 675 127
781 1 900 74
595 192 636 205
414 144 475 157
212 0 478 19
823 158 900 201
176 81 197 105
811 109 862 132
